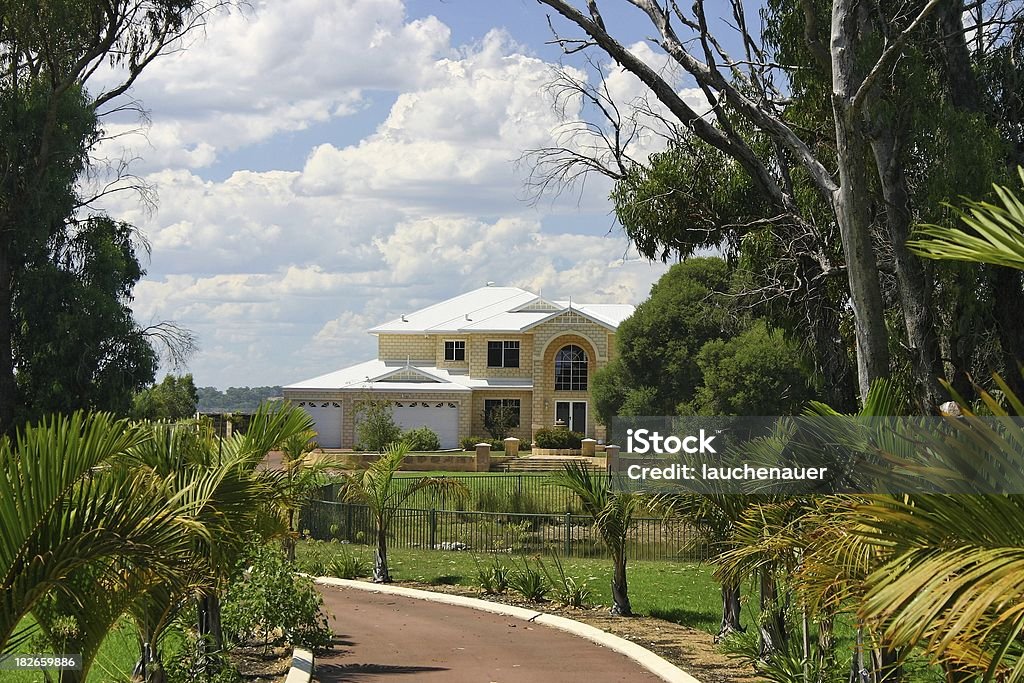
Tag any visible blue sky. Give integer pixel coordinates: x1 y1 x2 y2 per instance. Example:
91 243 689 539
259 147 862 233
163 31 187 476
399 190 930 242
95 1 719 388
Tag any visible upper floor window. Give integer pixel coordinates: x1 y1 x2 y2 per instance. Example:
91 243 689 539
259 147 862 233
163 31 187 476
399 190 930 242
444 340 465 362
555 345 588 390
488 340 520 368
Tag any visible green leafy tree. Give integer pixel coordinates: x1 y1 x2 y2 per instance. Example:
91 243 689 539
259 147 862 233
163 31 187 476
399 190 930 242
132 374 199 421
354 398 402 452
595 257 735 421
594 258 815 423
0 1 211 433
686 322 814 416
336 443 467 583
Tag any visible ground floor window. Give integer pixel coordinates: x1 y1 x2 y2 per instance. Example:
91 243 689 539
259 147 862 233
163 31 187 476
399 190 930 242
484 398 521 430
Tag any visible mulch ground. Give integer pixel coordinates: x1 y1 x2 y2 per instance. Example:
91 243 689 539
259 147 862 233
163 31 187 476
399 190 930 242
391 580 763 683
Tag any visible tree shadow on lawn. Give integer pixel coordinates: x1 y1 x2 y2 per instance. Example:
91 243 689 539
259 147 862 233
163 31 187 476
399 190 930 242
647 606 717 630
428 574 462 586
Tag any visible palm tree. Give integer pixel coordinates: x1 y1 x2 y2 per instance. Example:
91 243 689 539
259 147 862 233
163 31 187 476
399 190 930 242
549 461 651 616
836 174 1024 680
278 430 343 561
666 491 752 638
122 403 314 680
0 413 198 656
336 442 467 583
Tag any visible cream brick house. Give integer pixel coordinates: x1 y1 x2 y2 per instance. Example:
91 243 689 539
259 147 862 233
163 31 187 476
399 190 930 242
283 286 634 449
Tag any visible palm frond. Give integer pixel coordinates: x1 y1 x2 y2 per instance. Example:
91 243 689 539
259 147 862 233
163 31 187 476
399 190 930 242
909 167 1024 271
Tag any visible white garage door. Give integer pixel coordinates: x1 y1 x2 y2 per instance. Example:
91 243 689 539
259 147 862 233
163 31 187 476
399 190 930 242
392 401 459 449
298 401 343 449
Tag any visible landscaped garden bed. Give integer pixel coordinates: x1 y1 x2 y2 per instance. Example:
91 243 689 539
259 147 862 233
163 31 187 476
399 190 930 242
295 541 756 682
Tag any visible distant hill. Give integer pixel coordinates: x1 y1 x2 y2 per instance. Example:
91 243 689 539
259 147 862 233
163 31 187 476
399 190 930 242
197 386 283 413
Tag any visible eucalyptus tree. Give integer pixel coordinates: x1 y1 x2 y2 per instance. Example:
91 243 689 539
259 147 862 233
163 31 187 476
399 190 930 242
520 0 1024 409
0 1 218 431
336 443 468 583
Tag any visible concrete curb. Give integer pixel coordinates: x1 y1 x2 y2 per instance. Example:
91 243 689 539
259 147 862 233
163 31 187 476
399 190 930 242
284 646 313 683
315 577 701 683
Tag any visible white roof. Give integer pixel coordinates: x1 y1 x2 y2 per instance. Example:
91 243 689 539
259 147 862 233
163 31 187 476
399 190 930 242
284 359 534 392
370 286 635 334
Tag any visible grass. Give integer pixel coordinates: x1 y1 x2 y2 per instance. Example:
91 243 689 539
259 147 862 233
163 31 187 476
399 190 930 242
296 540 722 633
4 617 139 682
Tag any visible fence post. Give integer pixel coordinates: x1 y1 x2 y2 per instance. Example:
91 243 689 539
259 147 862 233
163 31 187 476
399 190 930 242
564 511 572 556
605 444 620 475
429 508 437 550
474 442 492 472
345 503 354 542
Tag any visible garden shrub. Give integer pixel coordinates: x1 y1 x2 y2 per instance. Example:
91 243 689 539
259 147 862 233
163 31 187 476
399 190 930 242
403 426 441 451
507 556 549 601
165 630 241 683
330 551 370 579
540 553 591 608
222 542 333 652
476 557 510 594
355 398 402 451
534 428 583 449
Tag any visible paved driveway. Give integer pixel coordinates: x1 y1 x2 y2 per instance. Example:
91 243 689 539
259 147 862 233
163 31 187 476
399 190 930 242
314 585 667 682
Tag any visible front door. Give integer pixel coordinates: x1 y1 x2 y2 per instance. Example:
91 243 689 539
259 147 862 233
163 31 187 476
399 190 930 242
555 401 587 435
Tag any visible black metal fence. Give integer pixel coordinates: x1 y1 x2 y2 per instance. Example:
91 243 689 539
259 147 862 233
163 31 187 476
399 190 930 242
300 499 709 562
389 472 607 514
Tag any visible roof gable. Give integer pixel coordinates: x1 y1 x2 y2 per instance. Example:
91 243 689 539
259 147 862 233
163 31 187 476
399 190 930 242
375 366 446 383
522 307 618 332
511 297 562 313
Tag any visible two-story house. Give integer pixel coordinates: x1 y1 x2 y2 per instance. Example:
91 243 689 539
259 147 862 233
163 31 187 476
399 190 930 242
282 285 634 449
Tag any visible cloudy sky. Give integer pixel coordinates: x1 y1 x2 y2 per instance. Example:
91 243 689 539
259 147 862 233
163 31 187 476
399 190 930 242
95 0 706 388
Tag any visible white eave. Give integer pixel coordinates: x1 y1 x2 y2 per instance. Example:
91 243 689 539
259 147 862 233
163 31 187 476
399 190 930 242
284 358 532 393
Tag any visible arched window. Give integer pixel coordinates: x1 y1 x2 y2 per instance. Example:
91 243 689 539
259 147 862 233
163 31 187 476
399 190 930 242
555 345 588 390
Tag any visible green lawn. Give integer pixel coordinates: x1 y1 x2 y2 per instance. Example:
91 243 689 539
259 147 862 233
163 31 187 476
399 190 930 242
4 617 138 682
297 540 723 633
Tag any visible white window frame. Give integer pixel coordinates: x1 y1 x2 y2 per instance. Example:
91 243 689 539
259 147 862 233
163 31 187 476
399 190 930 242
444 339 465 362
555 400 587 435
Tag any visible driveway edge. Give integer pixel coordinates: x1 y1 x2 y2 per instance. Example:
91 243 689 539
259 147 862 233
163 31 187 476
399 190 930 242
284 646 313 683
315 577 700 683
